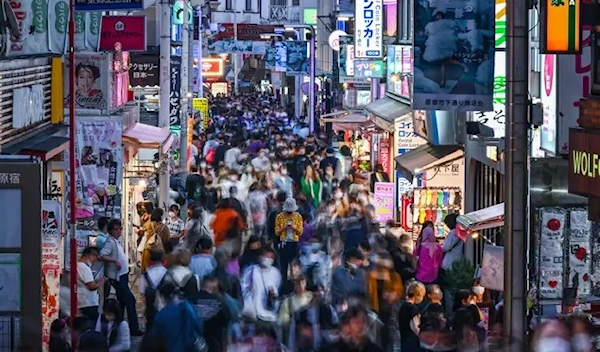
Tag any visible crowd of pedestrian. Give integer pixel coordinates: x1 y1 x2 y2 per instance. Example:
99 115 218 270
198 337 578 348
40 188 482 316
48 91 596 352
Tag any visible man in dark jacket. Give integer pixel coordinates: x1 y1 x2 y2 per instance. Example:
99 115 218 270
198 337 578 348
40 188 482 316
331 249 367 307
189 275 231 352
319 304 382 352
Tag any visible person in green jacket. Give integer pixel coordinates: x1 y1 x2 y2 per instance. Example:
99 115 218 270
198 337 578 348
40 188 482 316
300 164 323 208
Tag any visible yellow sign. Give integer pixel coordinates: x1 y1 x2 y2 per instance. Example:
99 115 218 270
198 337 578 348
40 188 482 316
192 98 210 130
542 0 580 54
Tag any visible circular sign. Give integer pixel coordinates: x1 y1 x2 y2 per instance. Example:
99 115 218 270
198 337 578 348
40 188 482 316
328 30 348 52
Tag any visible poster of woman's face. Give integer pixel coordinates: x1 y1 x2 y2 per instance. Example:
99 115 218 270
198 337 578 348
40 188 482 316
64 54 109 110
98 149 114 168
81 146 96 165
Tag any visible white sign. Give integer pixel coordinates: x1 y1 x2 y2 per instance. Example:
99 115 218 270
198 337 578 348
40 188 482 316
354 0 383 58
328 30 348 51
540 54 557 154
347 44 355 76
472 51 506 138
356 90 371 107
12 84 45 128
395 115 426 201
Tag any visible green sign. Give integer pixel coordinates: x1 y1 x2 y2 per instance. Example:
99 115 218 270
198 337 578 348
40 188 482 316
354 60 385 78
303 8 317 25
172 1 193 25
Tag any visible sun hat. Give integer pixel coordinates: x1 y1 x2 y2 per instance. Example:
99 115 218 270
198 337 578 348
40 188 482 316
282 197 298 212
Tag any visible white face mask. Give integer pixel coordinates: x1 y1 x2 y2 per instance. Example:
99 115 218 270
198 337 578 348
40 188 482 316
281 169 288 176
572 334 593 352
472 286 485 295
168 211 176 218
535 337 572 352
260 257 274 267
334 192 343 200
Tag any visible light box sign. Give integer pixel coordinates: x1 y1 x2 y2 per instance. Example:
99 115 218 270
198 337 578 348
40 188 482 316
99 16 147 52
354 60 385 78
386 45 412 100
541 0 581 54
355 0 383 58
304 8 317 25
201 58 224 78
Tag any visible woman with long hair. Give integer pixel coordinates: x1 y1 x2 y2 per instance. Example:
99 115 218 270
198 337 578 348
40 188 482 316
413 227 443 285
300 164 322 208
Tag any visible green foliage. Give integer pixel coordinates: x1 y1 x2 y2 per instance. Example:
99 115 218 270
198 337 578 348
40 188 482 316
445 258 475 291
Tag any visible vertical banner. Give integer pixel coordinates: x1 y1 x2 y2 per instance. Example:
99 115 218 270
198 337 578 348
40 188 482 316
41 200 62 352
540 54 557 154
541 0 581 54
170 56 182 126
354 0 383 58
265 41 276 70
413 0 495 111
63 53 110 110
378 139 391 175
74 119 123 221
285 41 309 76
193 98 210 130
86 12 103 50
274 42 287 72
374 182 395 223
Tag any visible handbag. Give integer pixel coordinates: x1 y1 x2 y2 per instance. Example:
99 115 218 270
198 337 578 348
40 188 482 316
147 222 164 252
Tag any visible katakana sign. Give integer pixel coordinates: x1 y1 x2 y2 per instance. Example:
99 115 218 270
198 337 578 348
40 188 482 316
99 16 147 51
170 56 182 126
354 0 383 58
129 53 159 87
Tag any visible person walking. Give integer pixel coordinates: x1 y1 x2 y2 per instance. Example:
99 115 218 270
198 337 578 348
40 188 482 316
77 247 105 324
414 227 443 285
274 197 304 281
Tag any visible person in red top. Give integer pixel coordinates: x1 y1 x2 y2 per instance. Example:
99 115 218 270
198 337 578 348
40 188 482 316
211 198 246 247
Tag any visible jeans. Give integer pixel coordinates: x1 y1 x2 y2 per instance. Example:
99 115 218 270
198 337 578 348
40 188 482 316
80 306 99 325
105 274 140 332
279 241 299 282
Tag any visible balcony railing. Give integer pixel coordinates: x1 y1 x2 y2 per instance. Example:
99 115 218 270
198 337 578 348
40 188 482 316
268 5 300 23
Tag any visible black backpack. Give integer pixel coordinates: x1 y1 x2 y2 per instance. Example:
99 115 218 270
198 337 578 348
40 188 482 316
144 272 162 330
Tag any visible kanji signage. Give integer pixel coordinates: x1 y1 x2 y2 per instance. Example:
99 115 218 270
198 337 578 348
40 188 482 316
541 0 581 54
170 57 182 126
354 0 383 58
129 53 159 87
201 58 224 78
75 0 144 11
99 16 147 52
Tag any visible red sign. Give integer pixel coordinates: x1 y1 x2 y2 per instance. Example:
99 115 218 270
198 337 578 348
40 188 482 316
378 138 391 175
99 16 146 51
202 58 224 78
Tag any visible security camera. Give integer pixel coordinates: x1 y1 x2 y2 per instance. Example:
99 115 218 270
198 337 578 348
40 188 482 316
466 121 494 138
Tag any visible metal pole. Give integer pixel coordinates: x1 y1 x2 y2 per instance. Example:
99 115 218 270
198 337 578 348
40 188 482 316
67 0 77 342
180 0 190 171
309 27 315 133
504 0 529 346
233 0 238 95
158 0 171 208
197 6 204 97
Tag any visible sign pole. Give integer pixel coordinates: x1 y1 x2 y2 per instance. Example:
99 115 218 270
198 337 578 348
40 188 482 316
158 0 171 209
504 0 529 345
180 0 190 171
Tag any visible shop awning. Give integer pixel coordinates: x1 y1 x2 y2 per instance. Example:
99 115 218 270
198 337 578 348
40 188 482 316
364 96 411 132
457 203 505 231
321 110 370 131
2 125 69 161
122 123 174 153
394 143 463 182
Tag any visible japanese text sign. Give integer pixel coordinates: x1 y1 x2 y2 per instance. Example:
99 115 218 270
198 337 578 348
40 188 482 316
354 60 385 78
542 0 581 54
374 182 395 223
99 16 147 52
170 56 182 126
201 58 224 78
129 53 159 87
355 0 383 58
75 0 144 11
568 128 600 198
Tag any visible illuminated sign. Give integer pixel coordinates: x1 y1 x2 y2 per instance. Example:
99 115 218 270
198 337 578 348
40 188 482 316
568 128 600 198
303 8 317 25
541 0 581 54
201 58 224 77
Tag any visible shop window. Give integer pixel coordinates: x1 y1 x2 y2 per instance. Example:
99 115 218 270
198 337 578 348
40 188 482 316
226 0 232 10
245 0 252 11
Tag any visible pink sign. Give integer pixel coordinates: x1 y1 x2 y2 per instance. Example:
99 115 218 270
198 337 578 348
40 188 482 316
99 16 147 51
374 182 395 223
378 139 391 175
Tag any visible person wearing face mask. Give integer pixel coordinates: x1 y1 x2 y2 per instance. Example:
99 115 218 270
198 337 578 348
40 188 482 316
275 197 304 281
337 198 369 252
274 165 294 198
165 204 185 248
95 299 131 352
300 164 323 208
331 248 367 309
299 238 331 292
321 165 337 202
224 139 243 172
211 198 246 248
241 247 282 323
321 304 382 352
252 149 272 173
77 247 106 324
413 227 443 285
241 164 257 190
278 275 314 349
471 279 495 333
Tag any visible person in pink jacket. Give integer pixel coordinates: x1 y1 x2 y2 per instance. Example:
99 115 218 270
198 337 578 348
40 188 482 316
414 227 443 284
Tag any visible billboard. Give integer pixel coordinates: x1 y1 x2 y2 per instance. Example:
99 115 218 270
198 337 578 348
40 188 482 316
99 16 147 51
412 0 495 111
386 45 412 100
285 41 309 76
355 0 383 58
541 0 581 54
63 53 110 110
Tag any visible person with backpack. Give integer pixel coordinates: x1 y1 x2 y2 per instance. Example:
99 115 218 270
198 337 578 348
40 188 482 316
141 209 171 272
186 165 203 203
94 299 131 352
278 274 313 349
142 250 167 330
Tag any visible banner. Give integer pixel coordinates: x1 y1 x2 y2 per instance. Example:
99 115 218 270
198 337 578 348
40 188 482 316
41 200 62 351
99 15 146 51
64 52 110 110
285 41 309 76
355 0 383 58
74 119 123 221
129 53 159 87
378 139 391 175
193 98 209 130
413 0 495 111
170 56 182 126
207 40 266 54
374 182 395 223
354 60 385 78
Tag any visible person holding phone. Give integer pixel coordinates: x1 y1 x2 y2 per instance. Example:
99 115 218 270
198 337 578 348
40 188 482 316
274 197 304 281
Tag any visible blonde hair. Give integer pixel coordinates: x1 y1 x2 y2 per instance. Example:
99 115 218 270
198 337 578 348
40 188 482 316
166 248 192 268
406 281 426 301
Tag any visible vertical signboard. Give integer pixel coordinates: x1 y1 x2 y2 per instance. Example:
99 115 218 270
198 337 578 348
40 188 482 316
285 41 309 76
63 53 110 110
355 0 383 58
386 45 412 100
41 200 61 351
412 0 495 111
170 56 182 126
374 182 395 223
395 116 427 200
541 54 558 154
541 0 581 54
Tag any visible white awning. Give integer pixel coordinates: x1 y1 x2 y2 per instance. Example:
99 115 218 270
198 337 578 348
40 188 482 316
457 203 505 231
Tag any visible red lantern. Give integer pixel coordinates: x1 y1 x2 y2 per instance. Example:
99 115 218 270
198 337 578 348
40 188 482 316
547 218 561 232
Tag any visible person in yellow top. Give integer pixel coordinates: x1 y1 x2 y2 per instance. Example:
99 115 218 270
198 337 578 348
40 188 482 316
275 197 303 281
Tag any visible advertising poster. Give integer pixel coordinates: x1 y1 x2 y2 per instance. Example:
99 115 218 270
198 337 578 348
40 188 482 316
413 0 495 111
481 244 504 292
265 42 276 70
387 45 412 99
378 139 391 175
99 16 147 51
193 98 210 130
354 60 385 78
170 56 182 126
274 42 287 72
207 40 266 54
355 0 383 58
129 53 159 87
75 0 143 11
285 41 309 76
540 54 557 154
64 53 110 110
339 36 354 78
374 182 395 223
41 200 61 351
74 119 123 221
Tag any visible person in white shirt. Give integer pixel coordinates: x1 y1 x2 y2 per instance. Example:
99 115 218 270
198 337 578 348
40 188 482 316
141 251 167 330
77 247 105 324
95 299 131 352
241 247 282 322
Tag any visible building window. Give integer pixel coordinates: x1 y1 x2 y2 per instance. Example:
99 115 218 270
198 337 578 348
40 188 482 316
245 0 252 11
226 0 232 10
292 0 299 5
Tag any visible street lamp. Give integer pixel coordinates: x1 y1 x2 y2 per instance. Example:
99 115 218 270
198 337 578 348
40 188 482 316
283 24 316 134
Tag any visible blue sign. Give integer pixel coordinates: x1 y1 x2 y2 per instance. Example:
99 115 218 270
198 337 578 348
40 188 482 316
285 41 308 76
75 0 143 11
412 0 495 112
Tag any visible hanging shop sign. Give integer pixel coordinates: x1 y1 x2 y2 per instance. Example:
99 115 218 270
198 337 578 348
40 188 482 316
201 58 225 78
354 0 383 58
129 53 159 87
541 0 581 54
170 56 182 126
541 54 558 154
265 41 287 71
172 0 193 25
303 8 317 25
41 200 61 350
99 16 146 52
48 170 64 203
471 51 506 138
211 82 228 96
75 0 145 11
395 116 426 201
374 182 395 223
568 128 600 198
207 40 266 54
285 41 309 76
354 60 385 78
328 30 348 51
12 85 44 129
378 139 391 175
386 45 412 100
412 0 495 111
74 118 123 221
63 52 110 110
